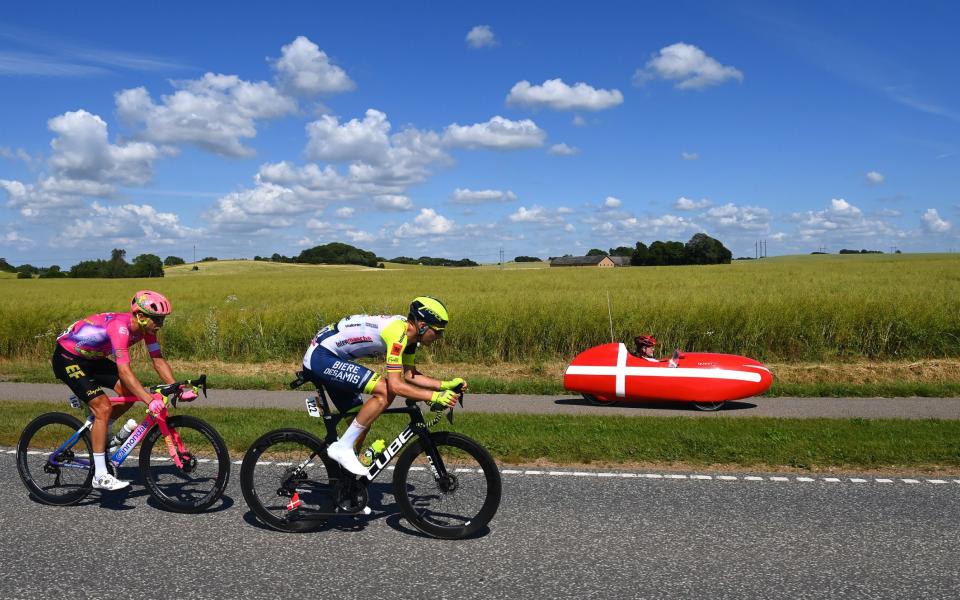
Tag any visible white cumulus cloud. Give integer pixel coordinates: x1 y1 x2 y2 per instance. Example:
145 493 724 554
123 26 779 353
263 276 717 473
792 198 895 241
374 194 414 211
603 196 622 209
116 73 296 157
395 208 454 237
466 25 497 49
674 196 712 210
865 171 885 185
681 151 699 160
443 116 546 150
305 109 392 164
922 208 951 233
548 143 580 156
272 36 355 96
47 110 159 187
507 78 623 111
634 42 743 90
450 188 517 204
59 201 200 246
703 203 771 232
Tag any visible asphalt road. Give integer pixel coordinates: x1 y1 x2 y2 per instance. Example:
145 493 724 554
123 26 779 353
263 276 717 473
1 450 957 599
2 382 960 419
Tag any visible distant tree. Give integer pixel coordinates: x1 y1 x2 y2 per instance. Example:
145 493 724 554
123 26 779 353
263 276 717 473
69 259 107 278
16 270 31 279
38 265 67 278
130 254 164 278
105 248 130 278
201 256 218 262
586 248 607 257
646 241 685 266
16 264 39 276
514 256 543 262
298 242 378 267
684 233 732 265
630 242 649 266
0 258 16 273
608 246 633 257
164 256 186 266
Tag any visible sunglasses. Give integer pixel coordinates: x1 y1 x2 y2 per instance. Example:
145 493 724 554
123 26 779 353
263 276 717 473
143 314 165 327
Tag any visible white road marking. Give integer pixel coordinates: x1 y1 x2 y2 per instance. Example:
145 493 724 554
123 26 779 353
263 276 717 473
1 448 953 488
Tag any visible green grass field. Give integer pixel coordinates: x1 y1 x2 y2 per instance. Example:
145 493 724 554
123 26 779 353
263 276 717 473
2 254 958 368
2 401 958 472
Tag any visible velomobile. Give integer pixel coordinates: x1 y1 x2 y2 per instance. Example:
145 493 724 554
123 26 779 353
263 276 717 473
564 342 773 411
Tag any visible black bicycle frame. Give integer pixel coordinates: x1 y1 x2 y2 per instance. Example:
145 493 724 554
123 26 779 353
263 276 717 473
305 381 451 485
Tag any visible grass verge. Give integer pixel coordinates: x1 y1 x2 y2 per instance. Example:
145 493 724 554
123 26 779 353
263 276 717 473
3 401 958 474
5 357 960 397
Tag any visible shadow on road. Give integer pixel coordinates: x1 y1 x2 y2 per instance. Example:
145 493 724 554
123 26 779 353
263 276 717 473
554 397 758 411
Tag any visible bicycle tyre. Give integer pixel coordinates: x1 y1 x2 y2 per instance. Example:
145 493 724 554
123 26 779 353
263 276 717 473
138 415 231 513
16 412 94 506
240 428 338 533
393 431 501 539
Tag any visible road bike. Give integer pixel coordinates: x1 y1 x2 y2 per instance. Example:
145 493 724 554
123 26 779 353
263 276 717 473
16 375 231 513
240 372 501 539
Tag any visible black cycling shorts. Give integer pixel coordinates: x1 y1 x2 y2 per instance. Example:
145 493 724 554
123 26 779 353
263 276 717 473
51 345 119 402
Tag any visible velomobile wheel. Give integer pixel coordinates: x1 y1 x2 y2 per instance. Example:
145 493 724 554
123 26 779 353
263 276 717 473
692 401 726 411
583 393 617 406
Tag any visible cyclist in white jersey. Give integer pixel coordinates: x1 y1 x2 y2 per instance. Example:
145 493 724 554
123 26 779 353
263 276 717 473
301 296 465 476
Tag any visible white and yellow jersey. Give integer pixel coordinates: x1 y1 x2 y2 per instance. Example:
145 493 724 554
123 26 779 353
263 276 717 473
302 314 417 372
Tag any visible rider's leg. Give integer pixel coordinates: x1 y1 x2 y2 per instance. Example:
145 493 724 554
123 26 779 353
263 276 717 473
88 393 114 477
352 378 394 450
110 380 134 420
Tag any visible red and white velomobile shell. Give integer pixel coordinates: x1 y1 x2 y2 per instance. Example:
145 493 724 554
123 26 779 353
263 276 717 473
564 343 773 403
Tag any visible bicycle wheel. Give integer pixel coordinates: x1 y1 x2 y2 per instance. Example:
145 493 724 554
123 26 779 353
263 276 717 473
16 412 94 506
240 428 338 533
139 415 231 513
393 431 501 539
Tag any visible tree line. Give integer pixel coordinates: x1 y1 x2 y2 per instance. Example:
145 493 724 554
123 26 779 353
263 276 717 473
3 249 179 279
553 233 732 266
255 242 478 267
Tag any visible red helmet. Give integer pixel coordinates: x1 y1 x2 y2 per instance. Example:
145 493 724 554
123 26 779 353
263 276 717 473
634 335 657 348
131 290 171 316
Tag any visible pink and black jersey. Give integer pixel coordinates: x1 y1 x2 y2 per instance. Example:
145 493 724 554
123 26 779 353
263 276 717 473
56 312 161 365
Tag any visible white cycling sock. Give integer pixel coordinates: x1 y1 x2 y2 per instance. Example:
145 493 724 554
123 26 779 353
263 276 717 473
93 452 108 478
337 421 367 449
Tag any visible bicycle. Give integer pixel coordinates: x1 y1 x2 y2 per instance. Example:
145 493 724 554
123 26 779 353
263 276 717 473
239 372 502 539
16 375 231 513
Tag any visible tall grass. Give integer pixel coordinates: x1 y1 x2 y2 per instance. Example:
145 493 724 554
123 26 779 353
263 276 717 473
2 254 958 364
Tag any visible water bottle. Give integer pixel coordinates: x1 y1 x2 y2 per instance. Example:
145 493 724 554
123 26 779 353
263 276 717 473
109 419 138 447
359 439 386 467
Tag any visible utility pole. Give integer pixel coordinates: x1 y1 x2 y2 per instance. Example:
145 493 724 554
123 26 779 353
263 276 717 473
193 244 196 264
499 247 504 269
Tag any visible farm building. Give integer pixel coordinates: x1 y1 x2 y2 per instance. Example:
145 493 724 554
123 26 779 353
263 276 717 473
549 255 629 267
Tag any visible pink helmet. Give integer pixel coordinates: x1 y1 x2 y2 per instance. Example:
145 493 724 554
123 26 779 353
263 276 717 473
131 290 172 316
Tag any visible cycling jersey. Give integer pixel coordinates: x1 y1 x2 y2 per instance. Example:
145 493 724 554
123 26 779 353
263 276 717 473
56 312 161 366
302 314 416 372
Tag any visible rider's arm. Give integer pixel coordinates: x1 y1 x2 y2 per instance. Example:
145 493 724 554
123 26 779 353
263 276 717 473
384 369 437 402
403 366 444 390
151 357 176 385
117 363 156 404
144 331 175 385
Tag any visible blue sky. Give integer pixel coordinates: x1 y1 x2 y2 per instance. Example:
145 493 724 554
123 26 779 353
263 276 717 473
1 1 958 266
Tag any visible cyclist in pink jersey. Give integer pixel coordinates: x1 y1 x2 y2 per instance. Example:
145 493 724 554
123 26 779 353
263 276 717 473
52 291 176 491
